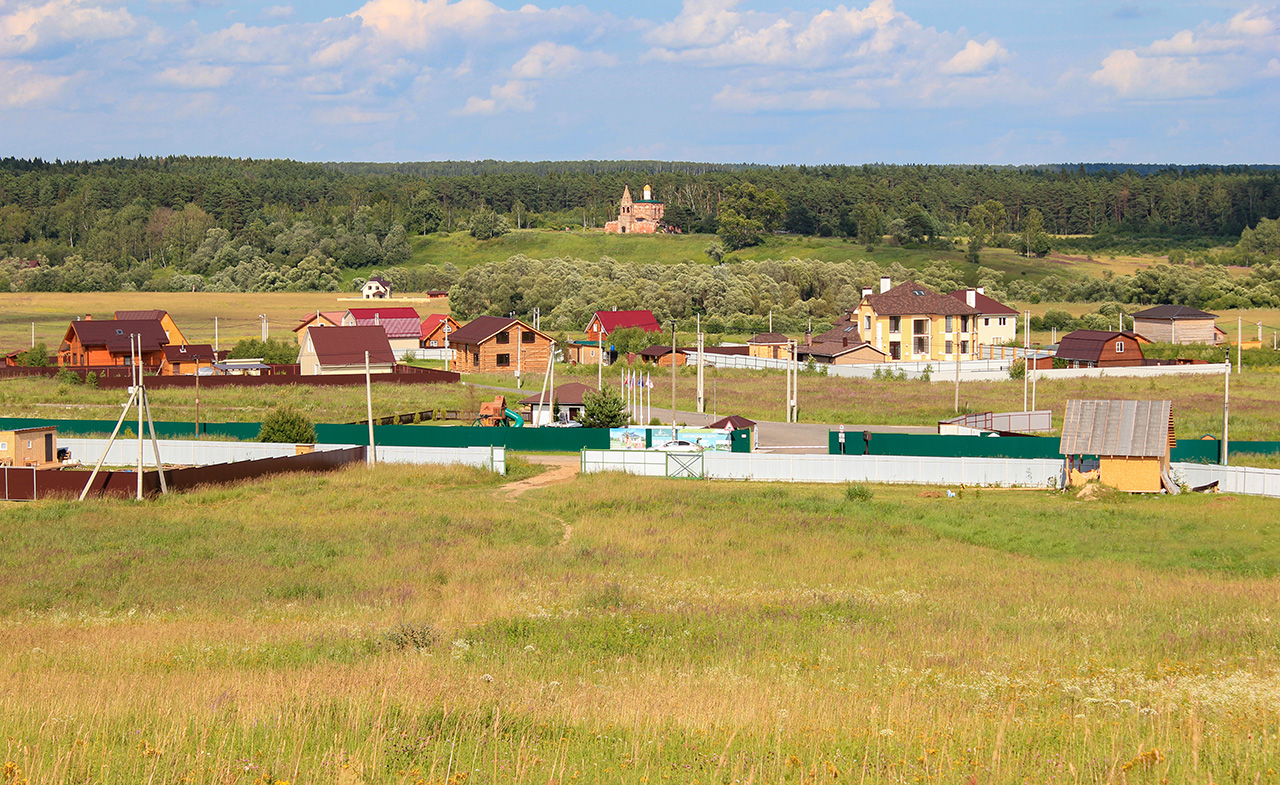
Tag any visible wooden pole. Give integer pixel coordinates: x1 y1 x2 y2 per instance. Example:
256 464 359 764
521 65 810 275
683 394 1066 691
365 351 375 465
1222 359 1231 466
670 322 677 426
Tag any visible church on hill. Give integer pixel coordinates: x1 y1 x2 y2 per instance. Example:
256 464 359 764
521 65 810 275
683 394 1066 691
604 185 665 234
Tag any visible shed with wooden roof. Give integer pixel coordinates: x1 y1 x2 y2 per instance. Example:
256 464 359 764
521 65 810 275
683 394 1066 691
1060 399 1176 493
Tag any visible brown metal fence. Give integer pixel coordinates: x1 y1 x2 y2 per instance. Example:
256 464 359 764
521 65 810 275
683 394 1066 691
0 366 457 388
2 446 366 501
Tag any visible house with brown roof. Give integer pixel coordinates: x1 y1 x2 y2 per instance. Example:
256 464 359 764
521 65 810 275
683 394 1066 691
585 309 663 342
297 326 396 376
1132 305 1222 345
361 275 391 299
159 344 217 376
420 314 461 348
947 288 1018 345
114 310 190 346
855 277 980 362
57 318 170 369
343 307 422 356
637 345 688 367
448 315 553 375
519 382 595 423
292 311 345 347
797 313 888 366
1054 330 1148 368
747 332 791 359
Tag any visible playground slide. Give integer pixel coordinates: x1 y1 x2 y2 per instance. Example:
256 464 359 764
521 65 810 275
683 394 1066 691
504 408 525 428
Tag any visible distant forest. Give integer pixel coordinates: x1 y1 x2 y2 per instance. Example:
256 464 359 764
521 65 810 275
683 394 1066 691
0 156 1278 295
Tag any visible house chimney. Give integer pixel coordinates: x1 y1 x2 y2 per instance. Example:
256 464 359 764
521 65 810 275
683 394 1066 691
805 330 812 346
861 286 872 299
879 276 891 294
976 286 985 295
842 336 849 347
966 289 976 308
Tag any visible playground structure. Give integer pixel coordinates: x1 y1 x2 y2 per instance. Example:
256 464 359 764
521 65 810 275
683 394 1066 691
474 396 524 427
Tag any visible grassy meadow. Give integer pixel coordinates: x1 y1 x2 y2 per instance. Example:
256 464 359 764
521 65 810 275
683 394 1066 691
3 464 1280 783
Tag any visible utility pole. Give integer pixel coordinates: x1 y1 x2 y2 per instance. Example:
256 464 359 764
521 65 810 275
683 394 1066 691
214 317 219 353
443 323 451 372
30 322 34 348
1223 358 1231 466
1238 315 1242 374
1023 310 1030 412
954 347 960 413
365 351 375 465
597 332 603 391
259 314 268 343
670 321 677 426
696 314 705 415
194 354 200 437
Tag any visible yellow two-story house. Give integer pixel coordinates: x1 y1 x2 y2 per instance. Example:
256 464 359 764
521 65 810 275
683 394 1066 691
856 277 981 362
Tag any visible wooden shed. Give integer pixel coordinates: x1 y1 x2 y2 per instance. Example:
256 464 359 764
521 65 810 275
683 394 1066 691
1060 399 1176 493
0 426 58 468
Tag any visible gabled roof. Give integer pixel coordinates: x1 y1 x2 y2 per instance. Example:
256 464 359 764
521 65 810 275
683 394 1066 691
1055 330 1146 362
162 343 214 362
947 290 1019 316
306 326 396 366
708 415 756 430
1060 399 1174 457
749 332 790 344
114 309 168 321
590 310 663 334
345 307 422 340
447 315 519 345
865 281 981 317
66 319 170 353
519 382 596 407
799 340 887 360
813 313 862 344
293 311 345 333
639 345 677 358
1132 305 1218 320
420 313 458 337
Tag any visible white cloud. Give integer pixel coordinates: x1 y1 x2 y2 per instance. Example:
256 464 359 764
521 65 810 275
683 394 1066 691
646 0 744 50
0 0 136 55
348 0 591 51
155 63 234 89
313 105 400 124
261 5 294 19
456 79 534 115
1093 6 1279 98
511 41 615 79
940 39 1008 75
0 60 68 105
713 82 878 112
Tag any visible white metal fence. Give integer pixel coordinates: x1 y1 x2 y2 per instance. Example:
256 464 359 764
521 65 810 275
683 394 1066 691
1171 462 1280 497
582 450 1066 488
399 348 453 361
60 438 505 474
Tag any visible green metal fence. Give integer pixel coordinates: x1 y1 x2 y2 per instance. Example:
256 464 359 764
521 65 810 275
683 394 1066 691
828 430 1235 464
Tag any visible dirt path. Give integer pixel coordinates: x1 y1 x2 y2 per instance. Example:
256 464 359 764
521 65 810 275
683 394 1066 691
495 455 580 546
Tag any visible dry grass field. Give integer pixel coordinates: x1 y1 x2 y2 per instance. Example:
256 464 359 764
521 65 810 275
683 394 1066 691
2 464 1280 783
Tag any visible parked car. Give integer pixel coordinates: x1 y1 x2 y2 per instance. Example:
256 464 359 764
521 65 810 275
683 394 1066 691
655 439 703 452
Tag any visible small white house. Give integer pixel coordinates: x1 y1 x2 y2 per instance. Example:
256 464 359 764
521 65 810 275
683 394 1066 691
361 276 392 299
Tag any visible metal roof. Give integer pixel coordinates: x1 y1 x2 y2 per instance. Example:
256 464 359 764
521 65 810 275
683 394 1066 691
1132 305 1218 320
1059 399 1174 457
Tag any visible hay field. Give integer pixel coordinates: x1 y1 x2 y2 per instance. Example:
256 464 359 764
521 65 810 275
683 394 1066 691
2 464 1279 783
0 292 450 352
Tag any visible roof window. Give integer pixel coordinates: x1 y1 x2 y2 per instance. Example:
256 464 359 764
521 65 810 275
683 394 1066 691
912 290 926 296
115 329 123 335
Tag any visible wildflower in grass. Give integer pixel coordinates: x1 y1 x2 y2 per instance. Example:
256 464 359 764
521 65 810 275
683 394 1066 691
879 728 895 737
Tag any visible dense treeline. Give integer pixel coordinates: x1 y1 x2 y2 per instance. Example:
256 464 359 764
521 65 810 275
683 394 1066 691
0 156 1279 293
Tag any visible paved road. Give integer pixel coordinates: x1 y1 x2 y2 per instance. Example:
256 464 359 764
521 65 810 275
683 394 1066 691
465 381 932 454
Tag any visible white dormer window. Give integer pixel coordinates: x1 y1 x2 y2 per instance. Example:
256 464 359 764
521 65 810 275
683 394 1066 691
1116 341 1125 353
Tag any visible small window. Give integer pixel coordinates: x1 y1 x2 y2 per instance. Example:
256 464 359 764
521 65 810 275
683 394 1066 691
496 353 511 366
961 316 970 332
945 340 953 354
472 352 480 366
522 331 535 343
961 340 969 354
863 315 871 331
945 316 953 332
888 316 901 333
998 317 1007 326
984 317 990 326
116 329 123 335
495 331 510 344
429 340 438 347
1116 341 1125 353
912 289 926 296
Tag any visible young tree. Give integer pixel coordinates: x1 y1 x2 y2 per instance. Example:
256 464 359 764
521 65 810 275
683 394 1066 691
580 387 628 428
258 406 317 443
14 343 49 367
468 209 510 240
717 208 764 250
1021 208 1051 258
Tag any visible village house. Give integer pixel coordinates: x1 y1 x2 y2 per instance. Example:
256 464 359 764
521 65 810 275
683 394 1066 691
296 325 396 376
604 186 665 234
748 332 791 360
420 314 461 348
361 276 392 299
1054 329 1149 368
57 318 170 369
159 344 217 376
291 311 345 347
563 340 609 365
115 310 190 346
796 312 889 365
519 382 595 424
1132 305 1224 345
446 315 553 375
1061 399 1176 493
947 288 1018 345
342 307 422 356
584 309 663 342
0 426 58 468
855 278 980 362
638 345 687 367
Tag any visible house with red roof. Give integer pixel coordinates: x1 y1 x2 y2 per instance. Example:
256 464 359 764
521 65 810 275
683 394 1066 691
297 326 396 376
114 310 190 346
585 310 662 342
342 307 422 356
420 314 461 348
947 288 1019 345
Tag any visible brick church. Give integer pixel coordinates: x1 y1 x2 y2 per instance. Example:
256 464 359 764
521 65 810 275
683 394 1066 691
604 185 664 234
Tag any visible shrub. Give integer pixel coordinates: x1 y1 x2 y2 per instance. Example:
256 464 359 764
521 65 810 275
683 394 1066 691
381 622 440 650
845 483 874 502
53 367 81 385
84 372 98 388
258 406 317 443
1009 358 1026 379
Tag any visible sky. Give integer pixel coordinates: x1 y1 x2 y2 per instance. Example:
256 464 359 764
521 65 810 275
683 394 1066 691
1 0 1277 165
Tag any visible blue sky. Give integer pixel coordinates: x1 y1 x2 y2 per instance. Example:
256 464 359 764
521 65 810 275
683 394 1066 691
1 0 1277 164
